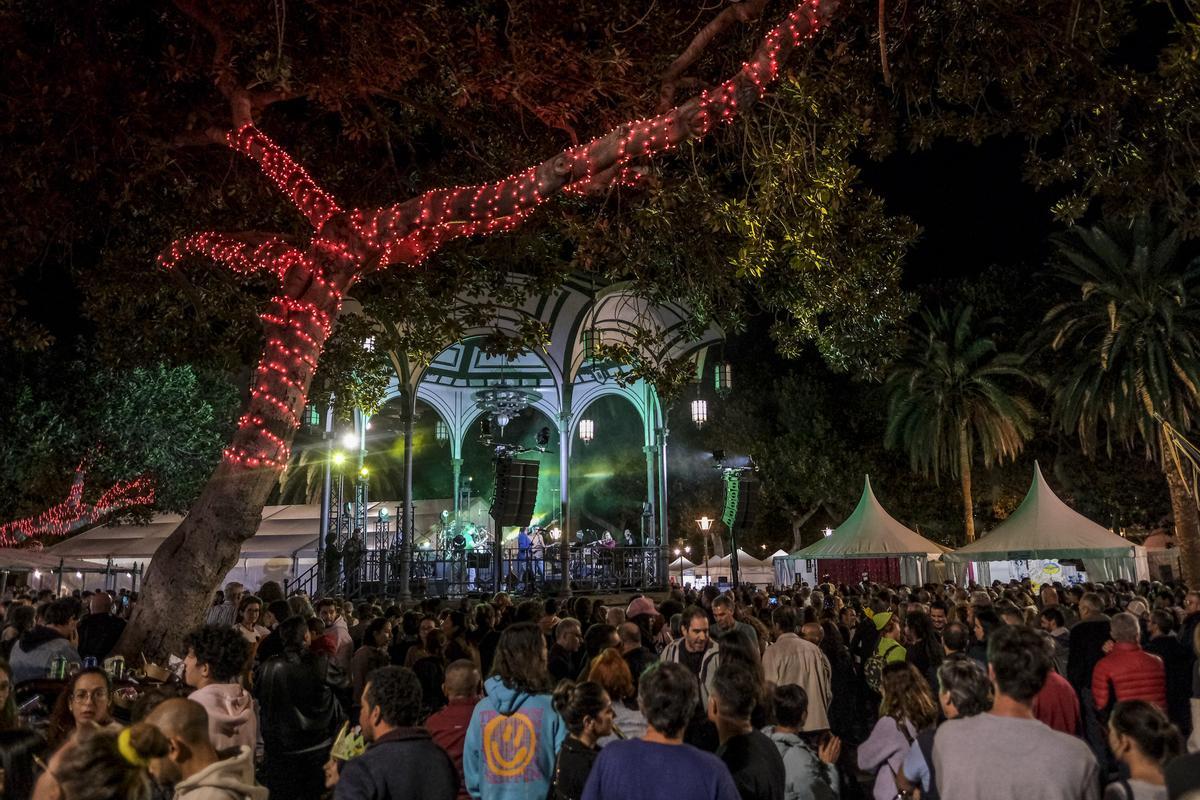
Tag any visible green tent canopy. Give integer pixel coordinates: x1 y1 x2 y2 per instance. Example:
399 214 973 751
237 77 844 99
943 463 1135 563
790 476 949 559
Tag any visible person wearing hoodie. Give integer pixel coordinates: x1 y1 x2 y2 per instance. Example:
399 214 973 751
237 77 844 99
10 598 80 683
182 626 258 752
464 621 568 800
765 684 840 800
146 697 268 800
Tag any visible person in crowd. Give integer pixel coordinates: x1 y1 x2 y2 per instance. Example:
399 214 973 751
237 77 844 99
0 605 34 662
34 722 169 800
76 592 126 661
317 597 355 672
254 616 344 800
10 598 80 683
334 666 458 800
579 625 620 679
403 618 441 667
441 610 477 666
349 602 375 649
712 595 759 649
660 607 720 708
928 601 948 634
1040 606 1071 674
580 661 740 800
932 624 1100 799
411 629 450 715
1033 631 1082 736
1042 586 1079 628
351 618 393 711
464 622 567 800
903 611 943 689
618 621 656 692
940 621 970 659
708 662 785 800
837 607 858 651
235 595 270 646
46 667 118 749
550 619 587 682
470 604 501 676
897 655 991 800
1092 612 1167 714
863 612 906 700
1178 590 1200 652
145 697 266 799
1142 609 1193 736
816 621 861 744
968 608 1000 664
182 625 257 752
0 660 17 731
254 599 293 664
762 607 831 733
1069 592 1113 695
426 659 482 800
205 582 245 628
550 680 616 800
765 684 840 800
0 728 43 799
587 648 647 743
1104 700 1182 800
857 662 937 800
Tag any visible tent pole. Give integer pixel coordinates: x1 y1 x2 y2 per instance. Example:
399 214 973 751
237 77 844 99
56 559 64 594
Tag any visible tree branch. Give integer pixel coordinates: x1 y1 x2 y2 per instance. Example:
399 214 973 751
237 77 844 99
225 125 344 230
359 0 836 268
159 231 307 281
658 0 773 113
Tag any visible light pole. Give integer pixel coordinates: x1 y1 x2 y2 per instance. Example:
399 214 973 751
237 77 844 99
674 548 681 586
697 516 713 586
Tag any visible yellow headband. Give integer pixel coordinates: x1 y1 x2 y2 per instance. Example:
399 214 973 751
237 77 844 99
117 728 147 768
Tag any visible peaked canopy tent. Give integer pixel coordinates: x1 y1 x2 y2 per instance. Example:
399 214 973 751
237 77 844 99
943 463 1148 584
778 477 950 586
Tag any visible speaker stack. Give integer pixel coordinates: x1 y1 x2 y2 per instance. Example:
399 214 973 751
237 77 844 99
490 459 540 528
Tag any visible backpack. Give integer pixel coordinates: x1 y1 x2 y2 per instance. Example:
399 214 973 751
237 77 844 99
864 642 899 694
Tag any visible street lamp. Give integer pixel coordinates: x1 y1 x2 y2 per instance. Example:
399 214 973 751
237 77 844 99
341 432 358 450
697 516 713 585
674 548 681 585
823 527 834 538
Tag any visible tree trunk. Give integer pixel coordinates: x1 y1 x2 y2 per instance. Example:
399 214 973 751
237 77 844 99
1163 458 1200 587
959 423 975 543
788 501 827 552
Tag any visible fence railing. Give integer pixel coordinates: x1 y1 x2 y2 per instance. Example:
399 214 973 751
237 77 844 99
289 544 668 599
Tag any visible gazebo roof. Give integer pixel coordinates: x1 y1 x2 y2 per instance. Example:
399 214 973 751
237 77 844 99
943 463 1134 562
791 476 949 559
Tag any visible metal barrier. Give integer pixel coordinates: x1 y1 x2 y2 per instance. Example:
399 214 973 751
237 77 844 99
290 544 668 599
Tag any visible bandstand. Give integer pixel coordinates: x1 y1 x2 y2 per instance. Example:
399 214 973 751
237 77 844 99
306 274 722 599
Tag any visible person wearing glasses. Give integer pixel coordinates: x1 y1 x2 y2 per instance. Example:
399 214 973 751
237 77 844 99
46 668 119 749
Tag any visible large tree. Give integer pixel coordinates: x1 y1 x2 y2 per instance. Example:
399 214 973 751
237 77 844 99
106 0 837 658
885 306 1039 543
1041 215 1200 584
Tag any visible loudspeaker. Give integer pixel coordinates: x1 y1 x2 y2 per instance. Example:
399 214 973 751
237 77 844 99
722 474 758 528
490 459 540 527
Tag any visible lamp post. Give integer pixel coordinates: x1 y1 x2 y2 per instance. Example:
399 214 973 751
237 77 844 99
674 548 681 586
697 516 713 585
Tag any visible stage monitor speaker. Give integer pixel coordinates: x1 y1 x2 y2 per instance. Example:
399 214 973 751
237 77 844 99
490 459 540 527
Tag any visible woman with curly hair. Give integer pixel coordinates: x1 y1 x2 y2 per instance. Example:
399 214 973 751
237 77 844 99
464 622 567 800
856 662 937 800
46 668 119 750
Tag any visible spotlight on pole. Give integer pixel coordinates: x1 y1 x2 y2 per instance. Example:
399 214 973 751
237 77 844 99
341 432 358 450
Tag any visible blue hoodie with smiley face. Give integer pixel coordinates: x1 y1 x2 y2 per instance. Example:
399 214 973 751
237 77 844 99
464 675 567 800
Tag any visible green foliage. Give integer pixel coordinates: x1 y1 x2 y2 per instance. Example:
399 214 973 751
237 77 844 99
885 306 1040 479
1041 214 1200 456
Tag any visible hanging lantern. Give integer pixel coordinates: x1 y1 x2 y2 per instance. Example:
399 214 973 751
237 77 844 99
435 420 449 443
579 419 595 443
303 403 321 429
715 361 733 397
582 330 599 363
691 399 708 428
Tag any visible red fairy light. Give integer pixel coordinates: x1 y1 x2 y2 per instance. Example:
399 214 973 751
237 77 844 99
0 465 155 546
165 0 828 471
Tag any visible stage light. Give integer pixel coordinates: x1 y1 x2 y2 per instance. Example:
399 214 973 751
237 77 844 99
378 507 389 519
712 450 726 462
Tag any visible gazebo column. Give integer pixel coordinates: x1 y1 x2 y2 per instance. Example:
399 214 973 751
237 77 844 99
398 388 416 602
451 458 463 513
558 407 572 595
656 426 669 546
643 443 657 543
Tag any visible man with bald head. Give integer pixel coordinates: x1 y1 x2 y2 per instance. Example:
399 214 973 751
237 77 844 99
618 621 656 693
76 590 126 661
146 697 266 799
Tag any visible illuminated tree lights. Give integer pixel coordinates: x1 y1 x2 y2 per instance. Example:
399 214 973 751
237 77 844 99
163 0 831 472
0 465 155 546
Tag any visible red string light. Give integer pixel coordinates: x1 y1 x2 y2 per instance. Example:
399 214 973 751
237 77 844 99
0 465 155 546
164 0 827 472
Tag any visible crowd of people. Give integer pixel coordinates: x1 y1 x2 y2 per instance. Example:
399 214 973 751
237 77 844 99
0 576 1198 800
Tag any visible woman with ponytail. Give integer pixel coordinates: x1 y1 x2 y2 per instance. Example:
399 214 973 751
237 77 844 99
33 722 169 800
1106 700 1183 800
549 680 615 800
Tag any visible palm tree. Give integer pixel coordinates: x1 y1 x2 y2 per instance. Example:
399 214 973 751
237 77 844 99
1041 214 1200 584
885 306 1038 543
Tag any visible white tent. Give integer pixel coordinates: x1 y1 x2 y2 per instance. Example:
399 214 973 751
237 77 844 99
783 477 949 585
943 463 1148 584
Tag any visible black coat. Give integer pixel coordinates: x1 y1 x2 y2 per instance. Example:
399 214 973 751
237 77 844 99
1066 616 1111 694
253 650 344 754
76 613 126 661
550 736 600 800
334 728 458 800
1145 633 1195 736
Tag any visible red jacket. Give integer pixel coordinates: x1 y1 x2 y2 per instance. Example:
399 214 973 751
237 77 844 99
1091 642 1166 711
425 695 479 800
1034 670 1080 736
